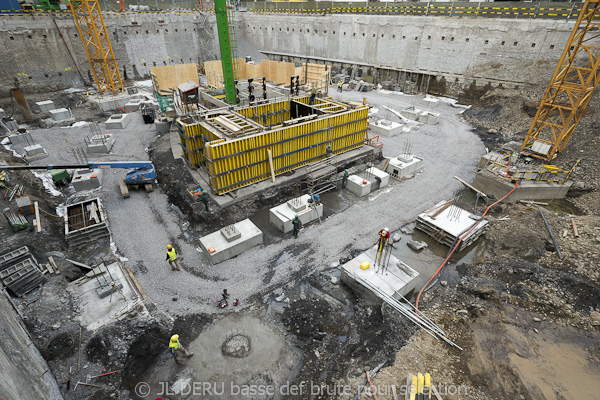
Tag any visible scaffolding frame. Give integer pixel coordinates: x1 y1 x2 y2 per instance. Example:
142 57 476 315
70 0 123 93
521 0 600 160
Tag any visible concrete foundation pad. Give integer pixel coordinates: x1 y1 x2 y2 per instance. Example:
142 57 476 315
416 200 488 251
269 194 323 233
8 131 33 145
71 169 102 191
366 167 389 188
346 174 373 196
49 108 71 122
36 100 55 113
105 114 130 129
199 219 263 264
341 247 420 300
401 108 421 121
369 120 403 137
68 262 146 331
86 134 115 154
24 144 49 161
124 99 143 112
386 155 423 180
473 168 573 203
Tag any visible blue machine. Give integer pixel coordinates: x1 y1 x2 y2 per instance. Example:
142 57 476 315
123 166 156 185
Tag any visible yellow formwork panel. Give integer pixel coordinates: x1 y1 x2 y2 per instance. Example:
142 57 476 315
205 106 368 194
237 98 295 127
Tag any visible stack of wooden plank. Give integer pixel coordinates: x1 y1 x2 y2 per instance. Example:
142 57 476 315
0 246 47 297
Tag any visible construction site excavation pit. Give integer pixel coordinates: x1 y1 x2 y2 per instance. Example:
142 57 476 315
5 3 600 398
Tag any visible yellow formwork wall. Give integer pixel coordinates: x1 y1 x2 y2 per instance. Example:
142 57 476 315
176 119 220 167
237 98 292 127
205 106 369 194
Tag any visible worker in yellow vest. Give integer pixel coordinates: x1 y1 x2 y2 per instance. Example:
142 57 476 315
169 334 193 364
166 244 180 271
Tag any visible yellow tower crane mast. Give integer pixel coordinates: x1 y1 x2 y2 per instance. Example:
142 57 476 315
521 0 600 161
70 0 123 93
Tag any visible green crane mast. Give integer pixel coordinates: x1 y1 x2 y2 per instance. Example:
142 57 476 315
214 0 236 105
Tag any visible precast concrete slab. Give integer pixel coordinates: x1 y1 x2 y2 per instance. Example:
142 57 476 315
199 219 263 264
68 262 146 331
86 133 115 154
366 166 389 188
416 200 488 251
340 247 420 301
386 154 423 180
105 114 130 129
48 108 71 121
346 174 373 196
473 168 573 203
369 119 403 137
71 168 102 191
269 194 323 233
35 100 55 113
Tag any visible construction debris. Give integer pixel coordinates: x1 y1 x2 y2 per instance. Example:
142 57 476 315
0 246 47 297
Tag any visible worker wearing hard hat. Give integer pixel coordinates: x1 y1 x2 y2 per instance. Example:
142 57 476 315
342 169 349 189
201 190 210 212
166 244 181 271
169 334 193 364
292 214 303 239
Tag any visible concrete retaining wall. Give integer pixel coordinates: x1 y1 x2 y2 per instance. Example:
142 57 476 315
0 289 63 400
0 13 219 91
240 14 573 86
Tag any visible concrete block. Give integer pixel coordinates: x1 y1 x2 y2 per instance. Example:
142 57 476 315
49 108 71 122
422 112 440 125
71 169 102 191
142 100 160 111
35 100 55 113
346 175 373 197
400 108 420 121
269 194 323 233
199 219 263 264
369 120 403 137
86 134 115 154
3 118 18 131
96 282 123 298
105 114 130 129
220 225 241 242
24 144 49 161
123 99 143 112
422 97 439 112
366 167 389 188
407 240 428 251
286 197 307 212
8 131 33 145
386 155 423 180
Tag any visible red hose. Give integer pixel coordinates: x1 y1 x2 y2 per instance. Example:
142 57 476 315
414 181 519 312
116 101 140 113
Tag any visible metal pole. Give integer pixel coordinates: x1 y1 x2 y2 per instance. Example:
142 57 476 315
538 206 563 259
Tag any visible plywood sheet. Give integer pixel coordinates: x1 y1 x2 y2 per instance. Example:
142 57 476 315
150 63 199 94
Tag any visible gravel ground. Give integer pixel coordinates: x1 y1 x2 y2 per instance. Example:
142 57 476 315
107 89 483 316
13 89 484 317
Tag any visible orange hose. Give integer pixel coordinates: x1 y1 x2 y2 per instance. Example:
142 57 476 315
414 181 519 312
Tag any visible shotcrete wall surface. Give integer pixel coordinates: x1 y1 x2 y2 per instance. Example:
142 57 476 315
240 14 574 85
0 290 63 400
0 13 218 91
